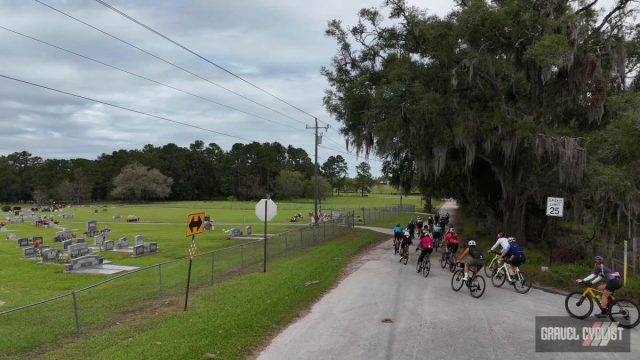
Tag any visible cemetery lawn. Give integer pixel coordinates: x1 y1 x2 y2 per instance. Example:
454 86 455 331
28 228 388 360
0 194 422 308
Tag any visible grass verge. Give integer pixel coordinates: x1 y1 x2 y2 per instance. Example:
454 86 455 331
20 228 388 360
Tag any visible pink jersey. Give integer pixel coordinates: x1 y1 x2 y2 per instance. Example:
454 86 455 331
419 235 434 249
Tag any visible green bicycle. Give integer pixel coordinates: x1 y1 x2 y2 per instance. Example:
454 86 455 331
484 251 501 277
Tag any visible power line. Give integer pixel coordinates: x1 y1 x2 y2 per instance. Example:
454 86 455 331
92 0 330 127
0 73 254 142
34 0 310 128
0 25 308 133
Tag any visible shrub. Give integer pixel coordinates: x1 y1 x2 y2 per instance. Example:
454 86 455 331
1 205 10 212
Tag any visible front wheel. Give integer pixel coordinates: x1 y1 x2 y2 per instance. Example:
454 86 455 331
469 275 486 298
451 270 464 291
448 257 457 273
484 259 496 277
565 291 594 319
608 299 640 329
513 271 532 294
491 268 506 287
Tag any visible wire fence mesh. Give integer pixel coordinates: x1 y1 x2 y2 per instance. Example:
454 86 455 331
0 205 408 355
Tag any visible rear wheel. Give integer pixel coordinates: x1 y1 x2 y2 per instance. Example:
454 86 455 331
608 299 640 329
440 252 447 268
491 267 506 287
469 275 486 298
422 259 431 277
451 270 464 291
565 291 594 319
513 271 532 294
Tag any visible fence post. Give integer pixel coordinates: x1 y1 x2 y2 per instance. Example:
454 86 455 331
211 252 215 285
158 263 163 299
633 237 638 275
300 228 304 249
284 233 288 256
71 290 80 334
624 240 628 286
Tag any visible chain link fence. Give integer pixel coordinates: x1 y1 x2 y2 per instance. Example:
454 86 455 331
0 204 409 355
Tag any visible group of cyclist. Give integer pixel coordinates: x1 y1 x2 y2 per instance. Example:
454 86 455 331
392 215 624 316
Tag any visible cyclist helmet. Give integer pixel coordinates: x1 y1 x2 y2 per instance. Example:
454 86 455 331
396 223 401 227
449 228 455 233
508 237 516 242
497 232 505 238
404 231 410 237
595 256 604 264
468 240 476 246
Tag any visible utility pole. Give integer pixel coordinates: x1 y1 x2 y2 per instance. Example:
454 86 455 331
307 118 329 226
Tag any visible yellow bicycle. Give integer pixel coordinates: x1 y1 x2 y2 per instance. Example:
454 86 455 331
565 284 640 328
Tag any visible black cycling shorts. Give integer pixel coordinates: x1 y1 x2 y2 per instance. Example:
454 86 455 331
508 254 524 267
606 277 622 292
447 244 459 254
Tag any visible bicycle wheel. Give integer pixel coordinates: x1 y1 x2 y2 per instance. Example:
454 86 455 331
565 292 594 319
608 299 640 329
422 259 431 278
451 270 464 291
440 252 447 268
448 258 457 273
484 259 496 277
513 271 532 294
491 267 506 287
416 258 422 272
402 253 408 265
469 275 486 298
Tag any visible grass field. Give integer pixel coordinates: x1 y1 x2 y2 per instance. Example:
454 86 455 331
9 228 388 360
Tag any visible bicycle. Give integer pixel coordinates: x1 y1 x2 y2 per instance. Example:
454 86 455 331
491 261 532 294
565 283 640 328
451 262 486 298
484 251 502 277
416 251 431 277
399 243 409 265
440 249 455 270
393 234 401 255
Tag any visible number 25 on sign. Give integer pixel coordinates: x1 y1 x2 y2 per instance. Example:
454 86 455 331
546 197 564 217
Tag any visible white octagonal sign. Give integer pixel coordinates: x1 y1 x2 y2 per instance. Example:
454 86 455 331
255 199 277 222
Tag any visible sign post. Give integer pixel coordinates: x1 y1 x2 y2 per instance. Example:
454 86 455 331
184 212 205 311
255 197 277 273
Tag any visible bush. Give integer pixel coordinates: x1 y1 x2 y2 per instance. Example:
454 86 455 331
1 205 10 212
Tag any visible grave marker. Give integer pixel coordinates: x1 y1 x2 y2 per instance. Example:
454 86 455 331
17 238 30 247
23 247 37 258
103 240 114 251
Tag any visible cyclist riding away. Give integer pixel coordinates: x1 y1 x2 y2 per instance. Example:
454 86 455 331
457 240 484 282
576 256 622 316
416 232 434 272
400 230 413 259
502 237 525 283
444 228 460 255
407 220 416 240
427 216 434 229
393 223 403 251
416 216 424 234
489 232 509 254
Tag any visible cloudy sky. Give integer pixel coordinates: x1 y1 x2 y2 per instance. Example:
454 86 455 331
0 0 616 175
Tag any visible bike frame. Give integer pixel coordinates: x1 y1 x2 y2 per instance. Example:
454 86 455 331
581 286 613 307
496 262 520 282
487 253 500 269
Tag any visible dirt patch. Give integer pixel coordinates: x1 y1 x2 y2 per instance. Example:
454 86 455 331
381 318 393 323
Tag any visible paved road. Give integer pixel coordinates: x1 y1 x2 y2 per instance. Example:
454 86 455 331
259 200 639 360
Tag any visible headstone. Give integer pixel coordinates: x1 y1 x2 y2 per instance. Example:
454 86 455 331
10 218 22 225
225 228 241 238
86 220 98 235
134 235 144 247
17 238 30 247
112 214 121 221
147 242 158 253
245 226 252 236
53 230 73 242
103 240 114 251
118 237 128 249
66 255 103 271
23 247 38 258
41 248 58 261
204 220 213 230
93 234 105 247
133 244 145 256
68 243 90 258
6 232 17 241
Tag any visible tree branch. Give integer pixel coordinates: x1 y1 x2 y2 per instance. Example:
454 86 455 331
594 0 631 33
576 0 599 14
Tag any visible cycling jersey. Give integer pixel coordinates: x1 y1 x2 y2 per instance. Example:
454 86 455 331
393 226 403 234
490 237 510 252
445 232 460 245
419 235 434 249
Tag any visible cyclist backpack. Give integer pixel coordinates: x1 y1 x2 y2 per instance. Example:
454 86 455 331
469 245 482 259
508 242 524 256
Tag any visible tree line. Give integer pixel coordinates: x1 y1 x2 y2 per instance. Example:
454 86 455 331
323 0 640 260
0 141 377 203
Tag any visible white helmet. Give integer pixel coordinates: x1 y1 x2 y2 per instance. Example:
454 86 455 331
468 240 476 246
404 231 410 237
508 237 516 243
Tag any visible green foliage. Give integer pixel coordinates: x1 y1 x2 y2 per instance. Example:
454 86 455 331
273 170 306 200
523 34 572 68
1 204 10 212
321 155 348 194
355 162 374 196
111 163 173 201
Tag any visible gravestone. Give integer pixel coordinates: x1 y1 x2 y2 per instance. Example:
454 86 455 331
61 238 84 251
17 238 30 247
103 240 114 251
204 220 213 231
6 232 17 241
53 230 73 242
66 255 103 271
134 235 144 247
245 226 253 236
118 237 128 249
68 243 90 258
23 247 38 258
225 228 241 238
112 214 121 221
133 244 145 257
41 248 58 261
148 242 158 253
10 218 22 225
86 221 98 236
93 234 105 247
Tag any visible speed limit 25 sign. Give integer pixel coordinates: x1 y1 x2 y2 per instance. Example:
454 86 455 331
546 197 564 217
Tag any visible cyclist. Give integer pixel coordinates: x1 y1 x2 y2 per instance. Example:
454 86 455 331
432 223 443 250
400 230 413 261
443 212 450 226
427 216 434 229
444 228 460 256
457 240 484 282
576 256 622 315
415 232 434 272
407 219 416 240
393 223 403 252
416 216 424 234
502 237 525 283
489 231 509 253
